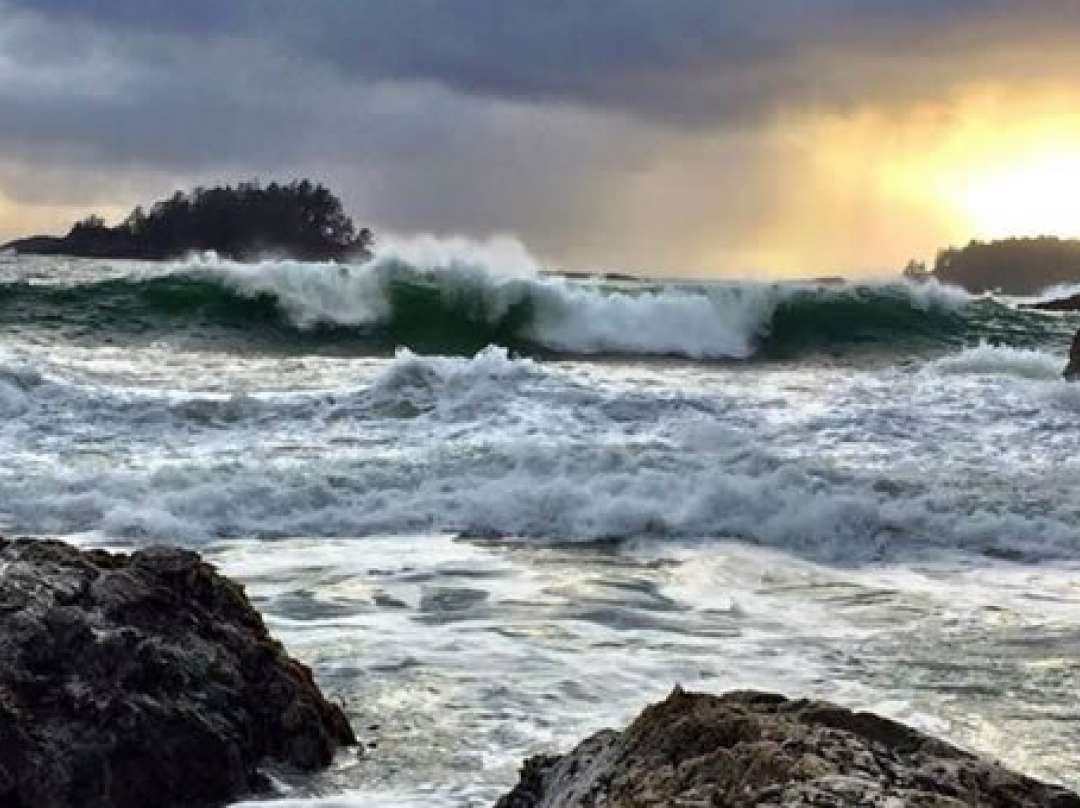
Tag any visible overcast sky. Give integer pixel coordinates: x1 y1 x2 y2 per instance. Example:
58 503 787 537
2 2 1078 276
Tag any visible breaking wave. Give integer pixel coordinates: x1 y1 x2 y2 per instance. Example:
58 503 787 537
0 345 1078 561
1 404 1076 562
0 240 1069 359
930 343 1065 380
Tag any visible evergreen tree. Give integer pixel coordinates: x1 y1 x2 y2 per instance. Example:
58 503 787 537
18 180 375 262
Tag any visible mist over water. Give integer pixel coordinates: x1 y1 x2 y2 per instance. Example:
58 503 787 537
2 241 1079 804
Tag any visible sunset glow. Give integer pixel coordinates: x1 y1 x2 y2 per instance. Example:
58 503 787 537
950 150 1080 240
6 5 1080 277
887 89 1080 245
737 88 1080 275
3 8 1080 802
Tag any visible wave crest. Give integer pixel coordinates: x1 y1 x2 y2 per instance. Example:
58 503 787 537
930 343 1065 380
0 240 1066 359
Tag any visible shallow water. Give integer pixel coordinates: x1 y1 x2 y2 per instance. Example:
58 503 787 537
2 251 1078 804
212 535 1080 805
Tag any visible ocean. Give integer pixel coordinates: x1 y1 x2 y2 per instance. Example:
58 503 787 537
1 243 1078 806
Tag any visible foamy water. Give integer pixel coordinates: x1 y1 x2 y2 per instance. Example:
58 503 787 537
1 247 1078 804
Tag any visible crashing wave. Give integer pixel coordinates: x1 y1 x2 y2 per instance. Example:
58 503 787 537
0 237 1070 359
0 420 1076 561
1 339 1078 560
930 343 1065 380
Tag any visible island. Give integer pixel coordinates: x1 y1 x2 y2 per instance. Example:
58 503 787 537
903 236 1080 294
1 180 374 262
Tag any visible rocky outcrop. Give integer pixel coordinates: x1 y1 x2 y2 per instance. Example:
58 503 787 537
1024 293 1080 311
1019 296 1080 379
0 537 356 808
1066 329 1080 380
496 688 1080 808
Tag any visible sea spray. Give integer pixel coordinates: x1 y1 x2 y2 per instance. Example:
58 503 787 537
2 251 1080 802
0 346 1077 560
0 243 1063 358
930 342 1065 379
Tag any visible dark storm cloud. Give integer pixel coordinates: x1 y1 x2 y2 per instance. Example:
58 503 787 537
3 0 1080 269
0 1 1043 126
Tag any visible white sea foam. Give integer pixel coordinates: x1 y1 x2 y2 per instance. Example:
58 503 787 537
0 361 41 415
0 379 28 416
159 239 975 359
1045 381 1080 412
1029 281 1080 303
0 340 1076 561
1 421 1075 560
2 253 1079 804
376 232 541 278
213 259 392 329
930 343 1064 380
0 346 543 431
521 281 772 358
200 253 771 357
367 346 539 416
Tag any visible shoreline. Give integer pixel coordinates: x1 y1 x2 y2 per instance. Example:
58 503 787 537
496 688 1080 807
4 537 1079 807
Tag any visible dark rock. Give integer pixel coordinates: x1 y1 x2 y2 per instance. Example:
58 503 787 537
1015 297 1080 378
0 236 67 255
1066 329 1080 380
495 687 1080 807
0 537 356 808
1023 293 1080 311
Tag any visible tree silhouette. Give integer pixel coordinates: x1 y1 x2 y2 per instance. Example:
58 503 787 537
10 180 374 262
906 237 1080 294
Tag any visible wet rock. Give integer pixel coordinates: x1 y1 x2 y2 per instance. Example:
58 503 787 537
1066 329 1080 380
1024 293 1080 311
495 687 1080 808
0 537 356 808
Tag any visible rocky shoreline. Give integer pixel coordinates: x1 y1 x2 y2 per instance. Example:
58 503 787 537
0 537 355 808
2 538 1078 807
497 688 1080 807
1014 291 1080 379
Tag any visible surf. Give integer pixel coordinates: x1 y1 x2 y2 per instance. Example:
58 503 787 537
0 242 1072 360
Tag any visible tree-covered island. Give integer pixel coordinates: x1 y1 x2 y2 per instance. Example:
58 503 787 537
904 236 1080 294
2 180 373 262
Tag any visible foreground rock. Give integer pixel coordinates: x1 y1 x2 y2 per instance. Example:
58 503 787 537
0 537 356 808
496 688 1080 807
1019 296 1080 379
1067 329 1080 380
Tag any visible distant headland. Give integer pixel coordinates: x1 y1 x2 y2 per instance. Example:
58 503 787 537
1 180 373 263
904 236 1080 295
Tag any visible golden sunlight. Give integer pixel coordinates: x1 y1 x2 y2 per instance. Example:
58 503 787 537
733 87 1080 276
948 149 1080 240
889 88 1080 243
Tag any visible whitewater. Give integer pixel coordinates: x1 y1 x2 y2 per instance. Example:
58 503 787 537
1 243 1078 805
